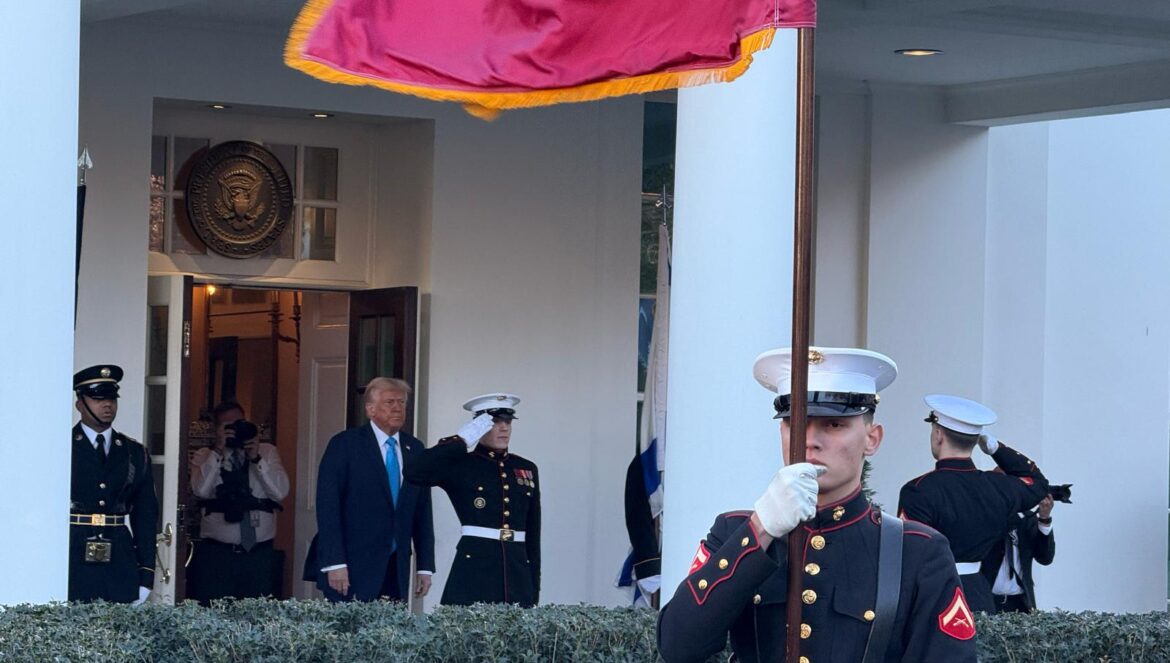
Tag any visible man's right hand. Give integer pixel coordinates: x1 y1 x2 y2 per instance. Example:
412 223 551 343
327 567 350 596
457 413 495 450
753 463 825 538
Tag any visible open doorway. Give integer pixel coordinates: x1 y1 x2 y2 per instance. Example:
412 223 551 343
167 283 420 602
184 284 313 600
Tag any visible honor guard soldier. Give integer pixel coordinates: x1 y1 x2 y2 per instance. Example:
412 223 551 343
658 348 977 663
69 365 159 604
403 393 541 606
897 394 1049 614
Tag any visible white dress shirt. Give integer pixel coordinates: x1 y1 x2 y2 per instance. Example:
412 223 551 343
190 442 290 545
79 423 113 455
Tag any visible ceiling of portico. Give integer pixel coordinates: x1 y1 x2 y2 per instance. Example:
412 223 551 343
82 0 1170 122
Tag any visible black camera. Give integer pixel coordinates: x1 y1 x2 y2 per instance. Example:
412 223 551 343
224 419 259 450
1049 483 1073 504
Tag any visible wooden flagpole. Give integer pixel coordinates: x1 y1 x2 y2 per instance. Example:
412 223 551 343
785 26 816 663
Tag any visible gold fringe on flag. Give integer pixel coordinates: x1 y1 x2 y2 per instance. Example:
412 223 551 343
284 0 778 120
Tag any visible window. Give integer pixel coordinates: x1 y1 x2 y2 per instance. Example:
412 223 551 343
148 137 340 261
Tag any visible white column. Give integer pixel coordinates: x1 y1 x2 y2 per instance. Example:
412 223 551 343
661 33 798 595
0 2 80 603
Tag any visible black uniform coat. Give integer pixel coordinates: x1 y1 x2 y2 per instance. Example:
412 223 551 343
980 511 1055 611
897 443 1048 613
311 424 435 601
658 490 978 663
404 439 541 606
69 424 158 602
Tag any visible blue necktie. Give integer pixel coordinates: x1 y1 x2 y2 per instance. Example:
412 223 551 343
385 439 401 506
386 439 400 555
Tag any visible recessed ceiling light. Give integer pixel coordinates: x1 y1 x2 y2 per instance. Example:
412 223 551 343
312 112 333 119
895 49 943 57
209 104 230 110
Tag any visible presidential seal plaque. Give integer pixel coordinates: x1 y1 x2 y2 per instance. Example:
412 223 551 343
185 141 294 258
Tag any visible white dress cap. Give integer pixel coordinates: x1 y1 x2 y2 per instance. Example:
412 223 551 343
923 394 997 435
462 392 521 417
753 347 898 396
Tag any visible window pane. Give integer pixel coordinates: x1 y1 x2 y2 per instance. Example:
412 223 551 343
150 136 167 193
146 384 167 456
303 146 338 201
638 297 655 393
267 143 298 197
171 199 206 254
301 206 337 261
378 316 396 377
148 306 169 376
358 317 378 385
173 137 210 191
149 195 166 253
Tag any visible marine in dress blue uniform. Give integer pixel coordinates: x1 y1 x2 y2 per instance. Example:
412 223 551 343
403 393 541 607
658 348 977 663
69 365 159 603
897 394 1049 614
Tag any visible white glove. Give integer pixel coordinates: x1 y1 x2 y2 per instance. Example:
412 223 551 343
457 413 495 451
133 586 151 606
978 433 1000 455
753 463 826 537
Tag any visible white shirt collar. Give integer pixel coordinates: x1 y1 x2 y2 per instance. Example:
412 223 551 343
370 421 401 446
80 423 113 450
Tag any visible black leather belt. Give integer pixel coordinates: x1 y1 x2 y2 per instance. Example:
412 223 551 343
200 539 273 554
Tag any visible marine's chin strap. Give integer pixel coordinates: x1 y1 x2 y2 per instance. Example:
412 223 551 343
78 394 113 431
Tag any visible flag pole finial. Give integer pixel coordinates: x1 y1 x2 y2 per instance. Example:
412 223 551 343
78 147 93 185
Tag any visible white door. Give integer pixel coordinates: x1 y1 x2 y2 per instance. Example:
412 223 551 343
144 275 192 604
292 291 350 598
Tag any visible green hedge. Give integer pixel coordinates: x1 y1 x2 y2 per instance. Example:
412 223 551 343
0 600 1166 662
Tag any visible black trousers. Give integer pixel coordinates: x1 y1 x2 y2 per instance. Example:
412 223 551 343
188 539 281 604
994 593 1031 614
322 552 401 602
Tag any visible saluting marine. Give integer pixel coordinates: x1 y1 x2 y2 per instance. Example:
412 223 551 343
658 348 977 663
897 394 1049 614
403 393 541 606
69 364 159 604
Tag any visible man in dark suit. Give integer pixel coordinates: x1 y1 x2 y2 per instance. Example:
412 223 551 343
981 495 1056 613
69 364 158 604
311 377 435 601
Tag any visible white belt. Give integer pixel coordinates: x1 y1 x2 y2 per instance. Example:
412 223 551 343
956 562 982 575
461 526 526 542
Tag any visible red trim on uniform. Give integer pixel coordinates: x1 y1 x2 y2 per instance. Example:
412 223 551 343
687 529 761 606
802 505 873 534
938 587 977 640
903 530 932 539
816 486 862 510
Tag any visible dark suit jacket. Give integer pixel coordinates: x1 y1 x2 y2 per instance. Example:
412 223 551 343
308 423 434 600
980 511 1055 610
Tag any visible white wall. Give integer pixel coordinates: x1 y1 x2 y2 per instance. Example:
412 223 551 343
1031 111 1170 612
76 19 643 607
424 99 643 607
813 91 868 348
864 86 994 507
815 85 1170 612
0 1 79 604
660 36 798 595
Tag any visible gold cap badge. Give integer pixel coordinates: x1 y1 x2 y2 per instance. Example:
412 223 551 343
808 349 824 365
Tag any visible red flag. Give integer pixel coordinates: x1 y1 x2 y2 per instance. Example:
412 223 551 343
286 0 816 119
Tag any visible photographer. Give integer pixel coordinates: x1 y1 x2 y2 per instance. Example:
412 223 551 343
981 485 1068 613
188 401 289 602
